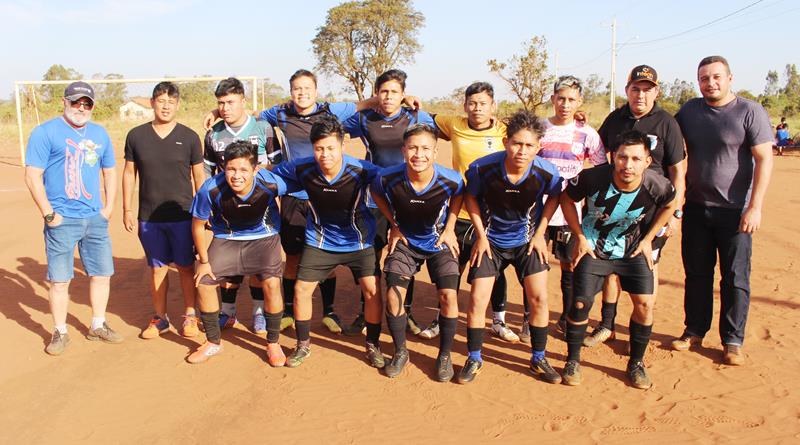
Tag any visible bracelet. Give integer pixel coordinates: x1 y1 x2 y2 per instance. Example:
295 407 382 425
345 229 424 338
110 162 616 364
199 259 209 264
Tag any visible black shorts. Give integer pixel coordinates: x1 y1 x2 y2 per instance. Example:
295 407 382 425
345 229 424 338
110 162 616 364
467 243 549 283
371 207 390 257
573 254 654 297
545 225 576 263
279 195 308 256
297 245 379 283
455 218 477 269
383 242 460 290
200 236 283 285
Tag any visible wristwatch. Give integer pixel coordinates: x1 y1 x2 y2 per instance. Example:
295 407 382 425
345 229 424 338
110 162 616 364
673 209 683 219
44 212 56 223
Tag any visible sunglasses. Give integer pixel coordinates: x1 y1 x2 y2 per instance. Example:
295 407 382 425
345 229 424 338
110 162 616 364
69 99 94 110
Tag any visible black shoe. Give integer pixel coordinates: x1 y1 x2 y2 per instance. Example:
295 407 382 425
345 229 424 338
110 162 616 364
343 313 366 336
384 348 409 378
286 344 311 368
435 352 454 382
365 342 385 368
529 357 562 384
457 357 483 384
562 360 582 386
627 360 652 389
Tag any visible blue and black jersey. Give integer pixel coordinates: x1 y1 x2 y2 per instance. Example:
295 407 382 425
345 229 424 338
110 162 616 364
566 164 675 259
372 163 463 253
343 108 435 168
465 151 562 249
191 169 286 240
273 154 378 252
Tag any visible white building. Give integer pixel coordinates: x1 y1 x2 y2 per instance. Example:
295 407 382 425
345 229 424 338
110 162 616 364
119 97 154 121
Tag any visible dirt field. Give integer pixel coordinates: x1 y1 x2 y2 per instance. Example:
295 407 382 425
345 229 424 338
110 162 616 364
0 125 798 444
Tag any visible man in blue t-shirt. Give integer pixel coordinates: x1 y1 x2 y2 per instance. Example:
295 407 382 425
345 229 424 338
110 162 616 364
459 110 563 385
370 123 463 380
24 81 123 355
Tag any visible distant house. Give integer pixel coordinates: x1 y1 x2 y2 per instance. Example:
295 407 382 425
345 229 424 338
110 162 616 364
119 97 154 121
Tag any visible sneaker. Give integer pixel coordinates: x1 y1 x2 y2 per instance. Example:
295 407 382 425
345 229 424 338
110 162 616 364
286 344 311 368
218 313 238 330
457 357 483 384
280 315 295 332
141 316 170 339
671 334 703 351
723 344 745 366
562 360 582 386
87 322 124 344
365 342 385 368
583 326 615 347
529 357 562 384
252 313 267 335
384 348 409 378
491 319 520 343
627 360 652 389
343 313 366 336
418 319 440 339
406 313 422 335
518 322 531 345
45 330 70 356
187 341 223 364
181 315 200 338
266 342 286 367
322 313 343 334
435 353 454 382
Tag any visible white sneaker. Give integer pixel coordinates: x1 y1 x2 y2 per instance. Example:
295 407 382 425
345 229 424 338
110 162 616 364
491 319 520 343
418 319 440 339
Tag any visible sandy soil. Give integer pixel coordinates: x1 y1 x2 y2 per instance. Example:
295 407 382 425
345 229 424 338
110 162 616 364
0 133 798 444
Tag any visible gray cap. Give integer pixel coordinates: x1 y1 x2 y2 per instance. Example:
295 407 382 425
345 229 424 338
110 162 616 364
64 81 95 101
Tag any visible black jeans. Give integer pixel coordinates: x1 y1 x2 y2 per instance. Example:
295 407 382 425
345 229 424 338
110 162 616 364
681 203 752 345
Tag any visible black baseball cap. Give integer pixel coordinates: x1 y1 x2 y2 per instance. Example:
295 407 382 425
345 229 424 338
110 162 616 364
626 65 658 87
64 81 95 101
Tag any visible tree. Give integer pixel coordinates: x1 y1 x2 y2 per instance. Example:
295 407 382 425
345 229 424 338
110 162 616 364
40 64 83 103
487 36 553 113
764 70 780 97
91 73 127 120
582 74 605 102
312 0 425 101
663 78 697 106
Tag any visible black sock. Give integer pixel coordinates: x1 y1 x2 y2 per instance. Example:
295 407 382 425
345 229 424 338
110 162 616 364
531 326 548 354
386 313 407 351
365 321 381 345
200 311 221 344
438 315 457 355
490 273 507 313
282 279 295 316
265 311 281 343
220 287 238 304
560 270 573 321
249 286 264 301
466 327 484 353
319 277 336 315
566 323 588 362
600 301 618 331
404 276 415 314
629 320 653 362
295 319 311 342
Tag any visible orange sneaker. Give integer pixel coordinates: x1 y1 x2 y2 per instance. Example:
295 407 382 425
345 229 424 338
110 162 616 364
141 316 170 340
187 341 223 364
181 315 200 338
266 342 286 367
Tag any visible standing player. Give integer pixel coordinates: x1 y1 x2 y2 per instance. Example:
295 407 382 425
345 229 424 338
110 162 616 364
122 82 205 339
204 77 279 335
560 130 676 389
585 65 687 348
272 116 384 369
458 110 563 384
189 141 288 365
672 56 773 365
371 124 463 380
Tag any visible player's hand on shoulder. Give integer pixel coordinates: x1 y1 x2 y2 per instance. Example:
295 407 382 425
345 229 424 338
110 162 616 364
403 95 421 110
203 109 220 130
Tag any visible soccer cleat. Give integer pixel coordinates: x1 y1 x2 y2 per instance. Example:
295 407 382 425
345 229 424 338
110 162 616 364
280 315 295 332
491 319 520 343
518 322 531 345
86 322 124 344
141 316 170 339
218 313 238 330
187 341 223 364
583 326 615 347
671 334 703 351
627 360 652 389
266 342 287 367
322 313 343 334
457 357 483 384
529 357 562 384
45 330 71 356
406 313 422 336
285 344 311 368
365 342 386 368
723 344 745 366
252 313 267 335
562 360 582 386
418 319 440 339
181 314 200 338
343 313 366 336
384 348 409 378
435 353 454 382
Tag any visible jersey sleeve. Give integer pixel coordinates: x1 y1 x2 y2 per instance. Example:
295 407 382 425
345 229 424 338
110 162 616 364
99 131 115 168
544 167 563 196
271 160 303 193
371 172 388 199
342 112 364 138
202 130 217 174
329 102 358 121
260 169 288 196
597 115 611 150
123 129 135 162
189 129 203 166
745 102 775 147
190 179 214 220
24 125 50 168
565 170 589 202
417 110 436 127
464 162 482 196
361 159 379 184
650 174 677 207
259 121 282 165
585 128 608 166
660 117 686 167
258 105 279 126
433 114 455 140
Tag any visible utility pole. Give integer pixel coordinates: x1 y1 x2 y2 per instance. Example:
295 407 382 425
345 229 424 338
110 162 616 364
610 17 617 112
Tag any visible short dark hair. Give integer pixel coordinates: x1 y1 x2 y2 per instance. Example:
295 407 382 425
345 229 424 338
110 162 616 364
215 77 245 98
290 69 317 87
698 55 730 74
152 81 179 100
505 109 545 141
465 82 494 100
375 69 407 92
403 123 437 142
616 129 652 154
223 140 258 167
310 114 345 144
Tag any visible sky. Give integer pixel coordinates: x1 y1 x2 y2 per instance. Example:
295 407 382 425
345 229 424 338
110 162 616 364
1 0 798 103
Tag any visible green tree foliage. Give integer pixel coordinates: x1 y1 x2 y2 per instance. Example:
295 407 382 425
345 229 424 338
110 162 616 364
487 36 553 114
664 78 697 106
91 73 127 120
312 0 425 101
764 70 780 96
40 64 83 103
582 74 605 102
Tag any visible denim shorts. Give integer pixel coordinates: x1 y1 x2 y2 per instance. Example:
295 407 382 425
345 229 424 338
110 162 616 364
44 213 114 282
138 220 194 267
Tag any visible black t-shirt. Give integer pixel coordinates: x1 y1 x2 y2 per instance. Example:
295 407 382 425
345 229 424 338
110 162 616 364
124 122 203 222
598 103 685 178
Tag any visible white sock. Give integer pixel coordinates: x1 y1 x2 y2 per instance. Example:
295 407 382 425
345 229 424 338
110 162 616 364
252 301 264 316
91 316 106 330
221 303 236 317
55 324 68 334
493 311 506 323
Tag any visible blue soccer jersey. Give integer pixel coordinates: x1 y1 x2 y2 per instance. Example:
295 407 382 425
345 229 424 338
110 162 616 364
273 154 378 252
372 163 463 253
343 108 435 168
465 151 562 249
191 169 286 240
